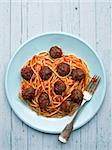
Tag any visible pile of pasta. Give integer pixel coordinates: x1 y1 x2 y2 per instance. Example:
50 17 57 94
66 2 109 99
19 51 90 117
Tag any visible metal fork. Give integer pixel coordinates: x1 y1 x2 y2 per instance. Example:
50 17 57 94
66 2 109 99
59 75 101 144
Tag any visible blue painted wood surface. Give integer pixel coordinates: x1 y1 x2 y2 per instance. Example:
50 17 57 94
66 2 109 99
0 1 111 150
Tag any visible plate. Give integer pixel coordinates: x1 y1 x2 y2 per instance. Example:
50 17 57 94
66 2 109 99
5 32 106 133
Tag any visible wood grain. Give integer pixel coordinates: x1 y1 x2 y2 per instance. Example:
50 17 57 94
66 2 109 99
0 2 11 150
95 1 111 150
27 2 43 150
0 1 111 150
61 1 81 150
80 1 97 150
10 1 27 150
41 2 62 150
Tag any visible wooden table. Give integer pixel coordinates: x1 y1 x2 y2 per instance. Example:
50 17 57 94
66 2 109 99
0 1 111 150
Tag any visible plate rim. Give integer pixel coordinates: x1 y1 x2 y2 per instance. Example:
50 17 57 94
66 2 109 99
5 32 106 134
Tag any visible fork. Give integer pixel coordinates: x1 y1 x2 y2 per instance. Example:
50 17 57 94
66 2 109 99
58 75 101 144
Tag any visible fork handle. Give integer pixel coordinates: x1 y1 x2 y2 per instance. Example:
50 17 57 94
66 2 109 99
59 100 86 143
58 121 73 143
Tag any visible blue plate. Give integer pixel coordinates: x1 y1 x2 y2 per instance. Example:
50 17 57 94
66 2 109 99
5 32 106 133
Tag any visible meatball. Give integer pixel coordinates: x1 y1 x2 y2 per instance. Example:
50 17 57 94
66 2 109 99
49 46 62 58
61 100 72 112
22 87 35 102
71 89 83 105
54 80 66 95
39 66 52 80
57 63 70 76
38 92 50 109
21 66 33 81
71 68 85 81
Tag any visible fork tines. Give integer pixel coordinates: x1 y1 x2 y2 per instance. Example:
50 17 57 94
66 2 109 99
86 75 101 95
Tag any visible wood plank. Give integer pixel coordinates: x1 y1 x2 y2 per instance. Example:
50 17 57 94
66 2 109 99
27 1 43 38
79 1 97 150
0 2 11 150
80 0 96 48
26 1 43 150
110 2 112 150
42 1 61 32
95 1 112 150
42 2 62 150
4 1 111 150
110 2 112 149
62 0 80 35
11 1 27 150
61 1 81 150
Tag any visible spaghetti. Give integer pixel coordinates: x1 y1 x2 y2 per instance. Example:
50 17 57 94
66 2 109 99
19 46 90 118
